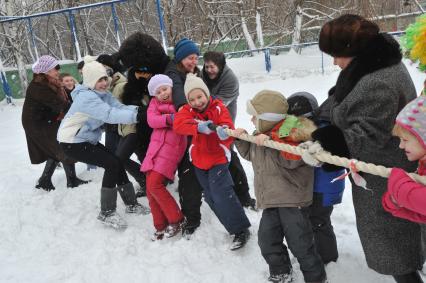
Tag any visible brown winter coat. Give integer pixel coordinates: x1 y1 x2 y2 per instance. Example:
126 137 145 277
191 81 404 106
22 74 70 164
235 121 315 209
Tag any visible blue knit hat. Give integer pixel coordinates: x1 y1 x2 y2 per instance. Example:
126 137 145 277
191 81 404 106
174 38 199 62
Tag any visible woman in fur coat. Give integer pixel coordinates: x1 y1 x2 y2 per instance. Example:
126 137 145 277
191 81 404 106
311 14 422 282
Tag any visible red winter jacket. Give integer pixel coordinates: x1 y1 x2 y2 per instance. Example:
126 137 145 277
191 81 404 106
173 97 234 170
382 161 426 223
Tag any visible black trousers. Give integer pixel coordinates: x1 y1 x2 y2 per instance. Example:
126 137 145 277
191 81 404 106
104 124 120 154
258 207 326 282
177 150 202 228
61 142 129 188
115 133 146 185
229 149 252 204
307 193 338 264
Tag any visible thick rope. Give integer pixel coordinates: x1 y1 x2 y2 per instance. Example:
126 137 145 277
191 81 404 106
225 128 426 185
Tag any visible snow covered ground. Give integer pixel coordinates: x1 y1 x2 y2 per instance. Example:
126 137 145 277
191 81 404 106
0 49 425 283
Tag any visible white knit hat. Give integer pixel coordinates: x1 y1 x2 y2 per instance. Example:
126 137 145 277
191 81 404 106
82 61 109 90
184 73 210 101
31 55 59 74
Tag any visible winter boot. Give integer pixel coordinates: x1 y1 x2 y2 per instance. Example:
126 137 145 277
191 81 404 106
164 221 183 238
35 159 58 191
181 219 200 240
268 271 294 283
97 187 127 230
117 183 150 215
151 230 165 241
135 174 147 198
392 271 424 283
62 163 89 188
230 228 251 251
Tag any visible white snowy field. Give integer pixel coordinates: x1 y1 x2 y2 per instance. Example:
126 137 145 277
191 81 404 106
0 49 425 283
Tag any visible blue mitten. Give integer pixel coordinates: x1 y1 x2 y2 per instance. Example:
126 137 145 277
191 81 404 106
197 120 214 134
216 126 229 140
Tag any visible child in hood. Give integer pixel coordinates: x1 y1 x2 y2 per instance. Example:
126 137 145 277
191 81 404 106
141 74 187 240
234 90 326 283
173 73 251 250
57 61 150 230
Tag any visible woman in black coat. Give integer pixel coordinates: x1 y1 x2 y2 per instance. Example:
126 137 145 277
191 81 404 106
22 55 87 191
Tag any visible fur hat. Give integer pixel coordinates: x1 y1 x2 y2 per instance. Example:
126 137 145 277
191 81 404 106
287 92 319 117
118 32 170 74
174 38 200 63
319 14 379 57
148 74 173 96
82 61 109 90
32 55 59 74
184 73 210 101
247 90 289 133
396 94 426 149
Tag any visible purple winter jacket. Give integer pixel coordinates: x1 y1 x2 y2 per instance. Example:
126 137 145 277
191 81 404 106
141 98 187 180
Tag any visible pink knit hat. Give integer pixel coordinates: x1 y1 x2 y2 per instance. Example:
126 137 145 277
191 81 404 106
32 55 59 74
396 94 426 149
148 74 173 96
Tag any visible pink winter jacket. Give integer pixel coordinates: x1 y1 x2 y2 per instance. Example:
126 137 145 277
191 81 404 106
141 98 187 180
383 161 426 223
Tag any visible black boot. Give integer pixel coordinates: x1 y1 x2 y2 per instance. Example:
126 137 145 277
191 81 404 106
230 228 251 251
36 159 58 191
135 173 147 198
117 183 150 214
393 271 424 283
62 163 89 188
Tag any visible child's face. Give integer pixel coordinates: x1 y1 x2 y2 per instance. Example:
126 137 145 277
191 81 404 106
94 77 109 92
61 76 75 91
188 89 208 112
398 133 426 161
155 85 172 103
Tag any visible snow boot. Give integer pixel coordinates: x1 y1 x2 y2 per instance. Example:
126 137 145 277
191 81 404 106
151 230 165 241
268 271 293 283
98 187 127 230
181 219 199 240
164 221 183 238
230 228 250 251
62 163 89 188
135 174 147 198
117 183 150 215
392 271 423 283
35 159 58 191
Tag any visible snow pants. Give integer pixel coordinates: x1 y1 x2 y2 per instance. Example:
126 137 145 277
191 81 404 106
258 207 326 282
194 163 251 235
177 150 203 229
115 133 146 186
229 149 253 205
307 192 338 264
61 142 129 188
146 170 183 231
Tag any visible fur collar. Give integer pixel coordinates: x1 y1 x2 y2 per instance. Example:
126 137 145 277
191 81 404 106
332 33 402 103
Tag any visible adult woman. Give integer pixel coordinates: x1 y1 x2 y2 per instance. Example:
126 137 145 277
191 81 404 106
201 51 256 209
22 55 87 191
164 38 204 237
313 15 422 282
